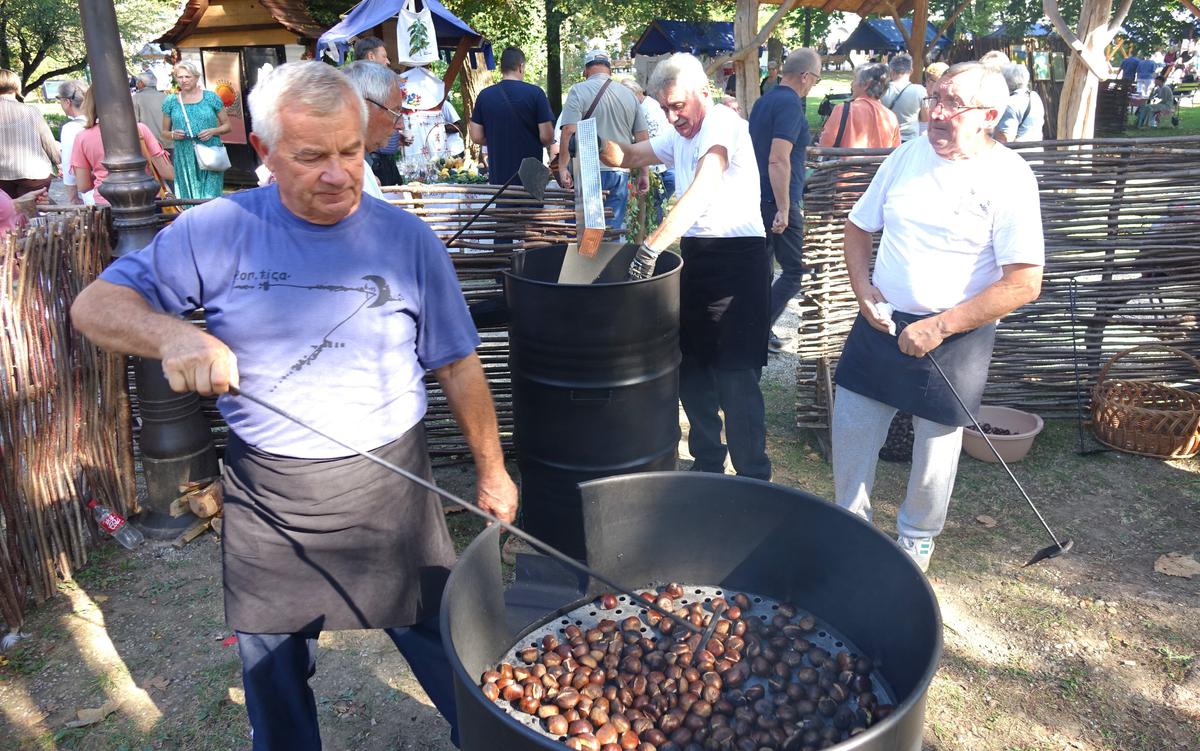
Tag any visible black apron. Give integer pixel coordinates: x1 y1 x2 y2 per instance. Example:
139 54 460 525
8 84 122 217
679 236 770 370
221 422 456 634
835 311 996 426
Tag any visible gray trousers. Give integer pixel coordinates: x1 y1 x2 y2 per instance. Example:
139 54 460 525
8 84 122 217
831 386 963 538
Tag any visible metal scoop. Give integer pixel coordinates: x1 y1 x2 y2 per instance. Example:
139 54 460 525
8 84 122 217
227 386 706 635
446 158 552 248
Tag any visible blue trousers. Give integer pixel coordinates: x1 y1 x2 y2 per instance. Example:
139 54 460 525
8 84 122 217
760 201 805 327
600 170 630 233
237 617 459 750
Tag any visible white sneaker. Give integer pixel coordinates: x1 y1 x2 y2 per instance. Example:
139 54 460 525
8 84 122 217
897 535 935 573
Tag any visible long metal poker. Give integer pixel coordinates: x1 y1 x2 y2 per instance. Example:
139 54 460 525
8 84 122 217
227 386 703 635
922 352 1074 566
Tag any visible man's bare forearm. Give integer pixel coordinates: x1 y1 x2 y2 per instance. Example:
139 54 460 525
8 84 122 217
434 353 506 479
71 280 196 359
843 220 875 295
932 265 1043 336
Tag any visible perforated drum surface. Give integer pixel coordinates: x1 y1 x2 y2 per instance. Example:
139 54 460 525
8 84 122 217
485 585 897 745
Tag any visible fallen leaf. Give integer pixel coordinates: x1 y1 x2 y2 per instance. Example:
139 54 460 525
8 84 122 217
976 514 998 528
143 675 171 691
1154 552 1200 579
93 595 109 603
64 700 119 728
221 635 239 647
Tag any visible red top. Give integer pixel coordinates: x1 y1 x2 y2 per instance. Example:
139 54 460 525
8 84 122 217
70 123 166 205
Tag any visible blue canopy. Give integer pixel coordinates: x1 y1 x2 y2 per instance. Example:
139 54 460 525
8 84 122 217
631 19 735 57
983 23 1056 40
836 19 952 55
317 0 486 64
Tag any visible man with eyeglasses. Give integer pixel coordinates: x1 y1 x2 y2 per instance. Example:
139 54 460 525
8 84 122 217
831 62 1045 573
342 60 406 197
749 48 822 353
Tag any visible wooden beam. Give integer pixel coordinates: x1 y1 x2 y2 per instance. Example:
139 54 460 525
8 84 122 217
1181 0 1200 18
889 5 912 47
910 0 928 83
1043 0 1111 79
705 0 800 75
927 0 971 59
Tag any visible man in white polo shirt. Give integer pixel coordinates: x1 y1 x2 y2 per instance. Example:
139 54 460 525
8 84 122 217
832 62 1045 572
600 53 771 481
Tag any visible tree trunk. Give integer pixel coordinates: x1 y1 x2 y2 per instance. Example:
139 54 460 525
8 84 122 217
734 0 760 115
1057 0 1112 138
459 50 492 162
546 0 565 114
768 37 784 69
802 8 813 46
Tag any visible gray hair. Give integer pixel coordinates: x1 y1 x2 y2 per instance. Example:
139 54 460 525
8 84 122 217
341 60 399 104
854 63 890 99
57 80 88 106
136 71 157 88
1001 62 1030 93
781 48 820 78
647 53 709 98
248 61 367 149
173 61 201 79
941 61 1011 110
619 77 644 96
889 53 913 76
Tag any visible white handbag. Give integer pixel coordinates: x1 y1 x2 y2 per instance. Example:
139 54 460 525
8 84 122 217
396 0 438 66
178 94 231 172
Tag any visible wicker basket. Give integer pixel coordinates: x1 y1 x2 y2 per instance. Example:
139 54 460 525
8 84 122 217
1091 344 1200 459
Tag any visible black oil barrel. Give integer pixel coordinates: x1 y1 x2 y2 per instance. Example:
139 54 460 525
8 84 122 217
504 243 682 560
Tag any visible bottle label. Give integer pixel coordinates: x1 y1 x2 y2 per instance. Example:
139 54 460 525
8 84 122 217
100 513 125 533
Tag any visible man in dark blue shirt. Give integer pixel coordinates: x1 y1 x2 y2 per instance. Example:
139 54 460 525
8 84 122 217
748 47 821 352
1118 54 1140 81
469 47 554 185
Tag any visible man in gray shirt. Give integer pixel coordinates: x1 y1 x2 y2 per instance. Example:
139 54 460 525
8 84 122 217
558 48 648 233
132 71 167 146
881 54 928 142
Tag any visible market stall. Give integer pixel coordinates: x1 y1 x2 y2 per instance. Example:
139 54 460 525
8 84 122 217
156 0 324 185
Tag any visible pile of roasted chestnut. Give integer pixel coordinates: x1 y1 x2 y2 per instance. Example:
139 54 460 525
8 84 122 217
971 423 1014 436
478 584 894 751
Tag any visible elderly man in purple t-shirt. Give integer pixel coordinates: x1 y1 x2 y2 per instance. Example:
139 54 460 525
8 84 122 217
70 62 517 751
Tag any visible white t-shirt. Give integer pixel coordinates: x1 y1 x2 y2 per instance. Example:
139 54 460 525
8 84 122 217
363 159 385 199
639 96 669 173
649 104 764 238
848 137 1044 314
60 116 86 187
881 81 926 142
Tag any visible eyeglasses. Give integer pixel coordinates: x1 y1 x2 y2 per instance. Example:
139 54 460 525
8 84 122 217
366 98 404 127
923 96 989 116
803 71 822 84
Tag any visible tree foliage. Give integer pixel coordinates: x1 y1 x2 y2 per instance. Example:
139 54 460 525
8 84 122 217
0 0 176 96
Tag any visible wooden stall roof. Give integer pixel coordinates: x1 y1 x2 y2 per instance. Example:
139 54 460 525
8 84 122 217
157 0 325 46
760 0 920 19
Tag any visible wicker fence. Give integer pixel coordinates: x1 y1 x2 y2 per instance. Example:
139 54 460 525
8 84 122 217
795 136 1200 433
0 210 138 631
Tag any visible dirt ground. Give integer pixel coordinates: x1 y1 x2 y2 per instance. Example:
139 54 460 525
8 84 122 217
2 328 1198 750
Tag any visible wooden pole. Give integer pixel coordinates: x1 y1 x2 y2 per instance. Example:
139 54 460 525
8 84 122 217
909 0 928 84
735 0 760 115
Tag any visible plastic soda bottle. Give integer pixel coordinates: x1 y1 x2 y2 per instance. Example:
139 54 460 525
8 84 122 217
87 499 145 549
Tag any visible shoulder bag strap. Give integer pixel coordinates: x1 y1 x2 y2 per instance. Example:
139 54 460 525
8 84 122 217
884 83 910 112
177 94 194 138
833 99 853 148
582 78 614 121
496 81 538 135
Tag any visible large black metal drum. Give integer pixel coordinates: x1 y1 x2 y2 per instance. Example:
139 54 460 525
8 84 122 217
505 244 683 560
441 472 942 751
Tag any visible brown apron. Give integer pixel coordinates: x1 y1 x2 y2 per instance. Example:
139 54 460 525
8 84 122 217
220 422 456 633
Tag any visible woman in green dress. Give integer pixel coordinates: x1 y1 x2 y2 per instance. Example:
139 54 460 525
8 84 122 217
161 62 231 199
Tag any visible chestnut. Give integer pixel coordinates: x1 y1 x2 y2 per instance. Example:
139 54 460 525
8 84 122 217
481 682 500 702
547 713 570 736
569 718 595 735
601 593 619 610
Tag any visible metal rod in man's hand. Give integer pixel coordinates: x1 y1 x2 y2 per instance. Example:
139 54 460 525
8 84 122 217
226 386 704 635
922 352 1066 551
